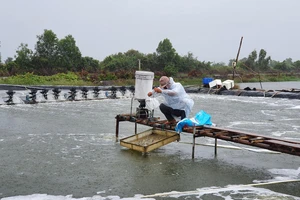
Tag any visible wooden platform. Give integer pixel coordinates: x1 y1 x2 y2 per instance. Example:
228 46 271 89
115 114 300 157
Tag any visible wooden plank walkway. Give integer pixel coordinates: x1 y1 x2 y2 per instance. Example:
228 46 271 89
115 114 300 157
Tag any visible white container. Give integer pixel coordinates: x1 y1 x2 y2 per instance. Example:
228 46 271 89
135 71 154 100
222 80 234 90
209 79 222 88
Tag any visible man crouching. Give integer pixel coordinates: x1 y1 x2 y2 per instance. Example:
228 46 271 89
147 76 194 125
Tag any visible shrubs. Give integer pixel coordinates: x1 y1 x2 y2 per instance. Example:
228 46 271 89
1 73 43 85
0 71 125 86
1 70 300 86
0 63 9 76
0 72 86 85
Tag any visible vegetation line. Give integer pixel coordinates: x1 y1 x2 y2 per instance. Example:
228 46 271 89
1 29 300 86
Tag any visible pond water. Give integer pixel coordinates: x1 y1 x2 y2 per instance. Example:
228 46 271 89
0 90 300 200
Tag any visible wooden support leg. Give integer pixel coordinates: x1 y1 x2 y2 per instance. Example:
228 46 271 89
116 117 119 142
192 127 196 159
135 121 137 135
215 138 217 156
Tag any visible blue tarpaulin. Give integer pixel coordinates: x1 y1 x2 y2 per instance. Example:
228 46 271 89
175 110 212 133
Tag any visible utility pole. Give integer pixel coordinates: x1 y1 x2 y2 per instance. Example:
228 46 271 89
138 59 141 70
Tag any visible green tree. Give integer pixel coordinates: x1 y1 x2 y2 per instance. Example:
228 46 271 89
197 61 211 70
123 49 144 70
34 29 59 72
15 43 33 72
101 49 145 72
237 57 247 68
5 59 19 75
272 58 294 71
164 64 178 76
242 49 271 72
244 50 257 70
5 57 14 64
81 56 100 72
294 60 300 70
142 53 159 72
124 49 143 58
0 62 9 76
101 54 125 72
257 49 271 71
177 52 200 72
211 62 226 67
57 35 82 71
269 60 279 69
284 58 294 70
156 38 179 72
273 61 289 71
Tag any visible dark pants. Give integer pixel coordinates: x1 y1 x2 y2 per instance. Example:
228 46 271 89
159 103 186 121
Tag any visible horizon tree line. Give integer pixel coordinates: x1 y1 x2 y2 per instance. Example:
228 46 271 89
0 29 300 79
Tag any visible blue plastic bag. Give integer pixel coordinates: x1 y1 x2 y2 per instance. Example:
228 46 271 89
175 110 212 133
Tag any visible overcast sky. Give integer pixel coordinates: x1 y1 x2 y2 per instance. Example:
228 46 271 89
1 0 299 64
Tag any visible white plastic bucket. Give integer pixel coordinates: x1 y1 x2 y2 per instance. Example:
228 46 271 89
135 71 154 100
222 80 234 89
209 79 222 88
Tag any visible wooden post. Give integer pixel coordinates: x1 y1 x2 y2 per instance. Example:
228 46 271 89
192 127 196 159
214 138 218 156
138 59 141 70
233 36 243 80
116 117 119 142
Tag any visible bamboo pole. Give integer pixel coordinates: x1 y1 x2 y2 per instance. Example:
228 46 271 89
233 36 243 80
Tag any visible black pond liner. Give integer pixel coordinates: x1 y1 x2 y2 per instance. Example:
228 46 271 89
1 84 300 101
186 86 300 100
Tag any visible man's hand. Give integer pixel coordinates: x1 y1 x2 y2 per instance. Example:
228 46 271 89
154 87 162 93
147 92 152 97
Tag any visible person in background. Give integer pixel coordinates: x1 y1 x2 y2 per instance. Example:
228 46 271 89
147 76 194 125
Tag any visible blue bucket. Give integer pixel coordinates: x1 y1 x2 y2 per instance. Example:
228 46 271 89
202 77 213 85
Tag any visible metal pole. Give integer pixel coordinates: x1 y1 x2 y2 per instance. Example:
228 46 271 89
233 36 243 80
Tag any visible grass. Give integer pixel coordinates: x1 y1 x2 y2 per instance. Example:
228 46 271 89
0 72 299 87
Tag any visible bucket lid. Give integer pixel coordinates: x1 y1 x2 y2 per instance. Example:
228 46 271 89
135 71 154 80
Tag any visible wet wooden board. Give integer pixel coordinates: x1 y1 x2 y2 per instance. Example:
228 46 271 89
264 140 300 149
120 129 180 153
116 114 300 156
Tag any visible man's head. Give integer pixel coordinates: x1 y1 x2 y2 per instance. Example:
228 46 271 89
159 76 170 89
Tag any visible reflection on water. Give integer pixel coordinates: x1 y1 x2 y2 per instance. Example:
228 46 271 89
0 93 300 199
